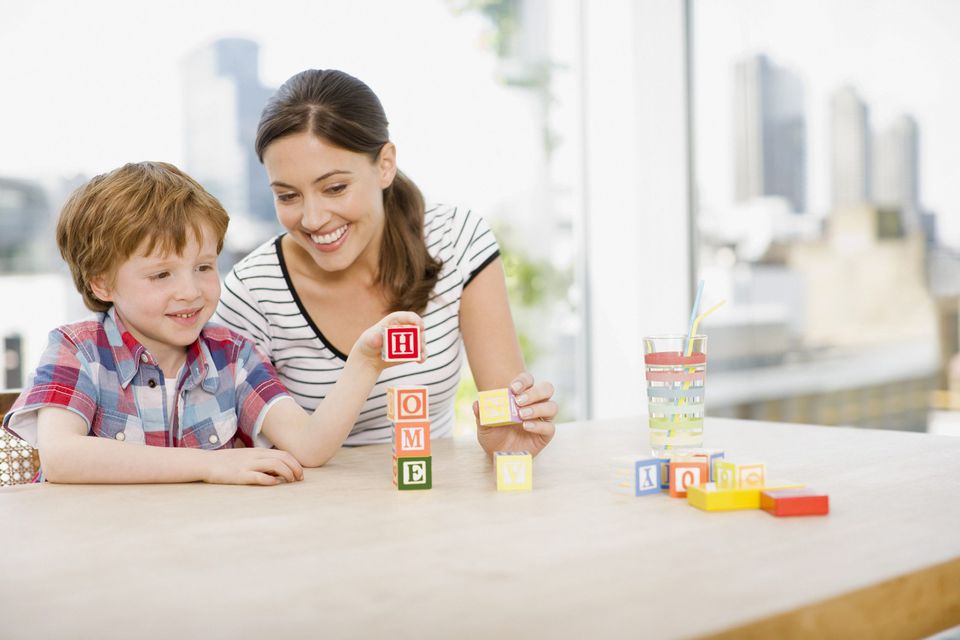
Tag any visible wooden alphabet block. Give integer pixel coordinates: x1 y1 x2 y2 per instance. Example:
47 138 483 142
392 422 431 457
611 456 662 496
478 388 522 427
669 459 708 498
386 386 429 422
761 488 829 517
708 450 725 482
393 456 432 490
495 451 532 492
738 462 766 489
382 325 421 362
715 460 765 489
658 457 671 489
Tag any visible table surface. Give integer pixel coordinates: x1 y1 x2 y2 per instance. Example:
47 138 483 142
1 417 959 639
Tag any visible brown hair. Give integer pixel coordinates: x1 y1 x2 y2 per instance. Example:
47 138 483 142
256 69 441 314
56 161 230 312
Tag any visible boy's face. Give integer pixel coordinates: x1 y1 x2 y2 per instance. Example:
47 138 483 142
91 225 221 362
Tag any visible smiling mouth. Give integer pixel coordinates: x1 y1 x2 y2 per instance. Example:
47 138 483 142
167 309 201 319
309 224 349 245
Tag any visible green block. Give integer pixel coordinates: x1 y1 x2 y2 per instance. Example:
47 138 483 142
395 456 432 490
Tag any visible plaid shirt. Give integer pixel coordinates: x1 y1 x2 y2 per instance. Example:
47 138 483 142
3 308 290 462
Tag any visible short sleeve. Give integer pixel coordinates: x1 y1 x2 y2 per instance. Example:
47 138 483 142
232 338 291 448
215 269 273 358
449 208 501 287
2 329 98 446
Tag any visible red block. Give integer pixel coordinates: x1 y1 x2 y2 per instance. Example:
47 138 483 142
382 325 421 362
760 488 830 517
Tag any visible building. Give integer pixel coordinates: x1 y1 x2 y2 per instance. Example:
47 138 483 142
830 85 871 209
734 54 807 213
181 38 275 231
873 114 920 232
0 177 52 273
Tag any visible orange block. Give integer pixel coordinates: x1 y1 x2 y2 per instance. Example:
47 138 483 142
760 488 829 517
392 422 431 457
387 386 429 422
669 459 708 498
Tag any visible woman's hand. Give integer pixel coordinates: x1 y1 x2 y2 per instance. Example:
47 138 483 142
475 372 557 458
349 311 427 371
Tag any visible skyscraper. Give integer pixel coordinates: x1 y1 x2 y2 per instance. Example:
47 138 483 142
734 54 806 213
830 85 871 209
874 114 920 230
181 38 274 225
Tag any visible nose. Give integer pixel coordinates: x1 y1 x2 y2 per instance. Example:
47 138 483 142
301 195 331 231
174 272 202 302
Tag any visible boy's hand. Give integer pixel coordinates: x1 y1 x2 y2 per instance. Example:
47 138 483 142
204 448 304 486
475 372 557 458
350 311 427 370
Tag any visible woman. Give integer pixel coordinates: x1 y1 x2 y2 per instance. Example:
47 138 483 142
216 69 556 457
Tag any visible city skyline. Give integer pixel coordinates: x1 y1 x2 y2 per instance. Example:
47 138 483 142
695 0 960 246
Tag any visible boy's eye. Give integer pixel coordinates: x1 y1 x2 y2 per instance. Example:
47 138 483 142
197 264 214 272
150 272 170 281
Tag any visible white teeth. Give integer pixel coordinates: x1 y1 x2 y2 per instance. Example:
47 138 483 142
171 311 196 319
310 225 347 245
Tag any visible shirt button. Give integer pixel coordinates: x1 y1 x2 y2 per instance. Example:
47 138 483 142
147 379 157 388
208 435 219 444
115 432 125 441
140 354 149 363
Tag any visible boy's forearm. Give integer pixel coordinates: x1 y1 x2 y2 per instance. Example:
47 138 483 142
290 358 382 467
40 435 209 484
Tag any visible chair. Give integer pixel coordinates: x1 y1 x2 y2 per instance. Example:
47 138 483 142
0 390 40 486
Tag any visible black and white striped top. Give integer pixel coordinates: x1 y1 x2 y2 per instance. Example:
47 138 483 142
214 204 500 445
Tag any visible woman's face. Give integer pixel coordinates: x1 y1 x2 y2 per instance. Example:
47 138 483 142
263 131 397 276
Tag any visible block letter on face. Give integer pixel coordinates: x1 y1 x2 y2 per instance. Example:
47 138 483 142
382 326 421 362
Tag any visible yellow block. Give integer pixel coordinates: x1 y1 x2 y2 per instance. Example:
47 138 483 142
495 451 533 491
479 389 520 427
715 460 766 489
687 481 804 511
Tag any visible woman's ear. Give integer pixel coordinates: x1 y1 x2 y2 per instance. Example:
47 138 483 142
89 275 113 303
378 142 398 189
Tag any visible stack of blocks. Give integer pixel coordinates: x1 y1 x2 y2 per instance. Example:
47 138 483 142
388 386 431 490
479 388 532 492
383 324 431 491
612 449 829 517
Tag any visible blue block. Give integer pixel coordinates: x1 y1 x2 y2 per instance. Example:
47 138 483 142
634 458 662 496
658 457 671 489
709 451 725 482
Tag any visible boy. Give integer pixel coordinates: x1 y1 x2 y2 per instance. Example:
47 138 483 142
2 161 423 484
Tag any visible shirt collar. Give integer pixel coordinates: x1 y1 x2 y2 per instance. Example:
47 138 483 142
104 307 219 392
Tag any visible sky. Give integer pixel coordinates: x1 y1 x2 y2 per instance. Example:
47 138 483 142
0 0 538 216
2 0 957 243
694 0 960 246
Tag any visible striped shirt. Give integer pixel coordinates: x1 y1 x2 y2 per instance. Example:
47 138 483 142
214 204 500 445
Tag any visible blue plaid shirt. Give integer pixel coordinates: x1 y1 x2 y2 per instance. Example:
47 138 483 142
3 308 290 460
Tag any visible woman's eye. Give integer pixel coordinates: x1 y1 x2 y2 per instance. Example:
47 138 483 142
276 192 298 203
326 184 347 195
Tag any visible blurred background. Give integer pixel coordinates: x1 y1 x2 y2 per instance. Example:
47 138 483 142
1 0 958 436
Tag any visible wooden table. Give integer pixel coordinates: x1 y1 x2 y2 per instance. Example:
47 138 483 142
1 417 958 639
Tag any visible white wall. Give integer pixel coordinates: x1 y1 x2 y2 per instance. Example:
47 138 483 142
581 0 692 419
